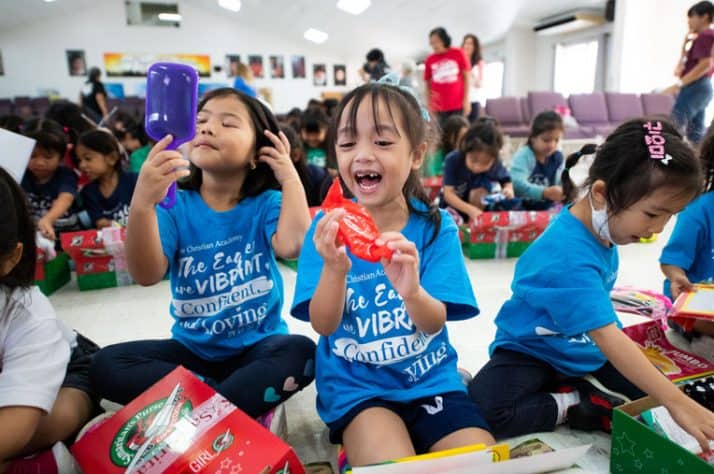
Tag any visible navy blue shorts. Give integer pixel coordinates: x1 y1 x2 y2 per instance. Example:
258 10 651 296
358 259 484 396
327 391 490 454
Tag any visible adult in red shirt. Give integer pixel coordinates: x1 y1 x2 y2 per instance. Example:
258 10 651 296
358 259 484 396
667 1 714 144
424 27 470 127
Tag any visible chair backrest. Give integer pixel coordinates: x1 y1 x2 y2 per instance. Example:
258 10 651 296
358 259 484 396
605 92 644 124
485 97 525 126
641 93 675 116
527 91 567 119
520 97 531 124
0 99 13 116
568 92 609 125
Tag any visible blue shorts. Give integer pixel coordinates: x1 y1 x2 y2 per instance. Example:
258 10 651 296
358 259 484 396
326 391 490 454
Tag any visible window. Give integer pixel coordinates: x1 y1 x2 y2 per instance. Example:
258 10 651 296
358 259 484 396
482 60 504 100
553 40 599 96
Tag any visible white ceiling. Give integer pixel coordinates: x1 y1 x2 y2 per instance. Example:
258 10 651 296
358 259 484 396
1 0 607 59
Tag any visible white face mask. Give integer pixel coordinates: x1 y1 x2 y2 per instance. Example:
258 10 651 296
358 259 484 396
589 192 615 245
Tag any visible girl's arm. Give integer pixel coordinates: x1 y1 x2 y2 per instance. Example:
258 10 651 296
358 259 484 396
510 152 545 200
127 135 189 285
37 193 74 240
0 406 44 463
443 185 483 218
259 130 311 260
95 92 109 118
660 263 694 300
590 323 714 451
378 232 446 334
309 209 350 336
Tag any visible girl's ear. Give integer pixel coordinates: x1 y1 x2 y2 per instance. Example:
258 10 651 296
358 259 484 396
411 142 427 170
0 243 23 278
590 179 608 209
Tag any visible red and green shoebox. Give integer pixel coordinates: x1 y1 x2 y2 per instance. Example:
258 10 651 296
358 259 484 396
34 251 71 296
72 366 304 473
611 394 713 474
461 211 557 259
60 228 133 291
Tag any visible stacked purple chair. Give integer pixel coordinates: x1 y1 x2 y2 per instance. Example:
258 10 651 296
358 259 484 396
605 92 644 130
568 92 613 137
484 97 530 137
641 93 675 118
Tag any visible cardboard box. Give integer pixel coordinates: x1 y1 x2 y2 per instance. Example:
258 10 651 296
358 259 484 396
34 252 70 296
611 396 713 474
72 366 304 474
623 320 714 383
61 228 133 291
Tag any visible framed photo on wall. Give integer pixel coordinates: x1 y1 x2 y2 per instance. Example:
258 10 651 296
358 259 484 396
225 54 241 77
67 50 87 76
334 64 346 86
270 55 284 79
291 55 306 78
313 63 326 86
248 55 264 79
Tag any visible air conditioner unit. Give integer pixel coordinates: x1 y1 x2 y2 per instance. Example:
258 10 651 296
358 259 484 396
533 9 605 36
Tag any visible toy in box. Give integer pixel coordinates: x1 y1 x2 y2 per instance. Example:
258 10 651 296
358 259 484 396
72 366 304 473
670 283 714 332
60 228 133 291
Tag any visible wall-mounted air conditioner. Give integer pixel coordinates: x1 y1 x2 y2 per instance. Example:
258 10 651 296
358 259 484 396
533 9 605 36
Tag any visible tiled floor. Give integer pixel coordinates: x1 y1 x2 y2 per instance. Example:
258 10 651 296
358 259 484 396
50 216 674 472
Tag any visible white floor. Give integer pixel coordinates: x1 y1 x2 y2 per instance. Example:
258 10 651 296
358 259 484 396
49 217 675 472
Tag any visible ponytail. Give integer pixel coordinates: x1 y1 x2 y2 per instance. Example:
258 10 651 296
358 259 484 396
561 143 598 203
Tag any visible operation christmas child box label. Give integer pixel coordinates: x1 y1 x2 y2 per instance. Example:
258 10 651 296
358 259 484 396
72 366 303 474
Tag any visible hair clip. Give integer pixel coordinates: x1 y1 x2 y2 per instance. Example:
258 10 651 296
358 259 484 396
643 121 672 165
376 73 431 123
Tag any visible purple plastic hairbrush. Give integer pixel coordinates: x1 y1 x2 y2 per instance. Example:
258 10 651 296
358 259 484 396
145 62 199 209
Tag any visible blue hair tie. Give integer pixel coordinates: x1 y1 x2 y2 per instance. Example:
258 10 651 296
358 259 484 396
376 72 431 123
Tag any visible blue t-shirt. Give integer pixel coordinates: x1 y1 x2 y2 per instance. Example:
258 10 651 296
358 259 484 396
529 151 563 188
491 208 620 376
291 205 478 423
441 150 511 204
660 192 714 298
157 189 287 361
80 171 138 227
21 166 78 223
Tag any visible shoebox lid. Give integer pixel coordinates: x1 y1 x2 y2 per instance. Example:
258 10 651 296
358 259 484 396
71 366 304 473
611 394 712 474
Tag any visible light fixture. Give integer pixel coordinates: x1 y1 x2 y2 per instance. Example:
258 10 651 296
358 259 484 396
43 0 57 2
304 28 328 44
158 13 182 21
218 0 241 12
336 0 370 15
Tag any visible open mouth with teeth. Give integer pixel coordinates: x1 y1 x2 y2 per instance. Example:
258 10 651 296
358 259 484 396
355 172 382 192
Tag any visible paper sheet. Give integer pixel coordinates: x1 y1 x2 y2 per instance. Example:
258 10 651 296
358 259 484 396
0 128 35 183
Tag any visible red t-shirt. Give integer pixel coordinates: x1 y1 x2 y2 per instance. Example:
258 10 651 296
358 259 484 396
424 47 469 112
682 28 714 78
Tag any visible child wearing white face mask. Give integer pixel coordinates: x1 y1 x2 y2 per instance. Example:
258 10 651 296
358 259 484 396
468 119 714 453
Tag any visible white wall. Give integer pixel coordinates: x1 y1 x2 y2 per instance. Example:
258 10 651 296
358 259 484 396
0 2 362 113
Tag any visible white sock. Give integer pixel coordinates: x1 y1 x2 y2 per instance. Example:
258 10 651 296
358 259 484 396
550 391 581 425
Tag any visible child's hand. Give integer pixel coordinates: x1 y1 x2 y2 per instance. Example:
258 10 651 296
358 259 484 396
259 130 299 185
667 393 714 453
468 207 483 224
502 184 515 199
37 216 56 241
377 232 420 300
132 135 190 209
671 274 694 300
314 209 351 274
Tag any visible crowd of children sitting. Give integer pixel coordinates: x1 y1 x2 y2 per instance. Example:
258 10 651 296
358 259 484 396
3 75 714 473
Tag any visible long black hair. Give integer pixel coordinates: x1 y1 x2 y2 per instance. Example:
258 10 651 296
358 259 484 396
462 34 482 65
0 167 36 289
77 129 123 172
180 88 280 198
326 82 441 246
698 127 714 193
561 118 701 210
527 111 564 148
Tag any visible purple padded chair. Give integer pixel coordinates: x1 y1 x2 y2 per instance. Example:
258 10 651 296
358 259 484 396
605 92 643 128
0 99 12 116
641 93 675 117
568 92 613 137
485 97 530 137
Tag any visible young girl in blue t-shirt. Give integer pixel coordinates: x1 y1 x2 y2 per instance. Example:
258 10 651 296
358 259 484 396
510 111 565 210
76 130 138 228
660 129 714 337
90 88 316 418
291 82 494 467
469 119 714 452
21 119 79 241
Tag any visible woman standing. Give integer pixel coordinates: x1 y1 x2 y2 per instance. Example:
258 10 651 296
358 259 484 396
462 34 484 122
424 27 470 127
80 67 108 123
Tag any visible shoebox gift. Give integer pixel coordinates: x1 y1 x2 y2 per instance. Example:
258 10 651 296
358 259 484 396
611 382 714 474
461 211 555 259
60 227 133 291
34 250 70 296
669 283 714 331
71 366 304 474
